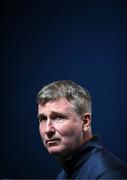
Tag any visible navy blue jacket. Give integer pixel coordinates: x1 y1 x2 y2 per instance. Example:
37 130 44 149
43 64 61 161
56 135 127 179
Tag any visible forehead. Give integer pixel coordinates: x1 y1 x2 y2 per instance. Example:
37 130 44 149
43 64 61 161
38 98 74 114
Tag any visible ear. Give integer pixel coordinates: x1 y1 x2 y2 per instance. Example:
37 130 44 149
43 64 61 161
82 113 91 132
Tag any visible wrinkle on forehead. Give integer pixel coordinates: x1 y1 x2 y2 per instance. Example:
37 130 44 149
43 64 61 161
38 98 75 115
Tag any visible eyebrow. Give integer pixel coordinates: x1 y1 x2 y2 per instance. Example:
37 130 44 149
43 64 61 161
51 111 69 119
38 111 69 120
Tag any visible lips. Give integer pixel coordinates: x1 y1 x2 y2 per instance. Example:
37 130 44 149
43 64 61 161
46 139 60 145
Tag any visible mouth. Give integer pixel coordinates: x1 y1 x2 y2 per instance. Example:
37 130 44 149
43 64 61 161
46 139 60 146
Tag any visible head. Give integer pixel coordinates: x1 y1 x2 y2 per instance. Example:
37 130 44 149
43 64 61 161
37 80 92 159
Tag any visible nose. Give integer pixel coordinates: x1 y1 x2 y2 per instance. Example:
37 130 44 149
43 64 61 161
45 119 55 138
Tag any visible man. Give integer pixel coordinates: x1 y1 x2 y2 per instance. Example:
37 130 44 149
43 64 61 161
37 80 127 179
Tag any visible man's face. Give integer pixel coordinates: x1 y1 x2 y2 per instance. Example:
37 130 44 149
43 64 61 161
38 98 85 158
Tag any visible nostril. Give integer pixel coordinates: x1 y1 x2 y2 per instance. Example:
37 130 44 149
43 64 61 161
46 131 55 139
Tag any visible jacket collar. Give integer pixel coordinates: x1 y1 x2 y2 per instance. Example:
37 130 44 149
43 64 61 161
58 135 104 173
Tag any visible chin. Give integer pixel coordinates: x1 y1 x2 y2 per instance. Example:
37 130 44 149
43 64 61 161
47 145 66 156
48 147 62 154
48 147 72 159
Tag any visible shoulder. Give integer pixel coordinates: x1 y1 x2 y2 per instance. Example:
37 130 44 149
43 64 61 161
97 150 127 179
77 148 127 179
99 169 127 179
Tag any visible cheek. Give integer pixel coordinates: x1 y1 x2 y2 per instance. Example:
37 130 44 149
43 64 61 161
39 125 45 139
57 123 83 140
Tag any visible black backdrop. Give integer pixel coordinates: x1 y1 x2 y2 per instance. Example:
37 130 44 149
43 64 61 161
2 0 127 179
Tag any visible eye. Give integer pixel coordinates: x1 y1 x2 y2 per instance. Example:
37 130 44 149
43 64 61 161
53 114 68 122
38 115 47 123
56 115 64 121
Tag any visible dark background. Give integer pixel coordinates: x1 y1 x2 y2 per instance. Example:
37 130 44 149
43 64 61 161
2 0 127 179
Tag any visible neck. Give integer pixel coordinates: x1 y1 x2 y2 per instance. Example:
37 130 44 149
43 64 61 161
57 132 93 162
83 131 93 144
